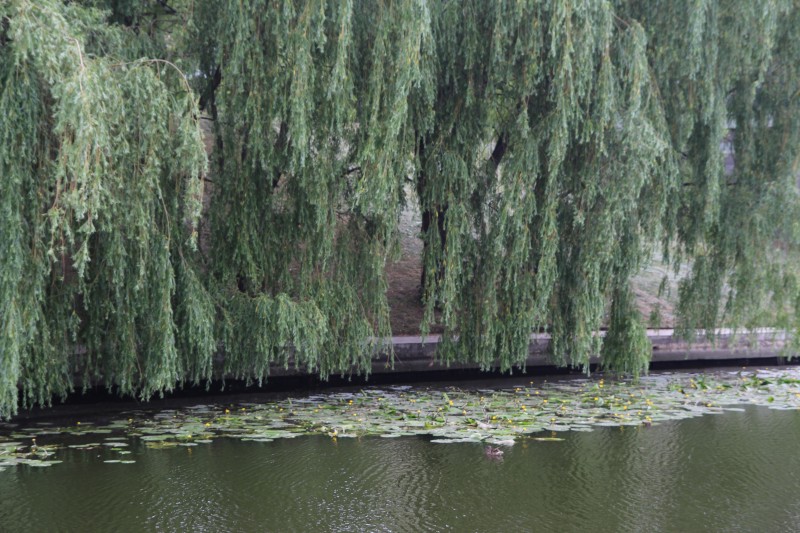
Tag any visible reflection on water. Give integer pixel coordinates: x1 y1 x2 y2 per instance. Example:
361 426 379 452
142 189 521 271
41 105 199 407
1 406 799 532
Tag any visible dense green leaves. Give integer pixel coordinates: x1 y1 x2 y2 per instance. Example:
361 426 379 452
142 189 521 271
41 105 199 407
1 0 207 416
620 0 800 343
1 0 799 417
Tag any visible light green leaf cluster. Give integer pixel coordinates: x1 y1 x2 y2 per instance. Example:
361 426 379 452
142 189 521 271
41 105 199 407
1 0 208 417
415 1 675 374
204 0 430 381
618 1 800 341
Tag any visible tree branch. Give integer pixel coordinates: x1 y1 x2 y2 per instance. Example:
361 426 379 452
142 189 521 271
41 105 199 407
156 0 178 15
490 134 507 168
198 66 222 112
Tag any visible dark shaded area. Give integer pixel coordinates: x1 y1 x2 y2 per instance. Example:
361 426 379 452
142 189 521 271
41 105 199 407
12 358 798 422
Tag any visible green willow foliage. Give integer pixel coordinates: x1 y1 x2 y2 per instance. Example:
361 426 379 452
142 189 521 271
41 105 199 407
1 0 207 417
1 0 799 417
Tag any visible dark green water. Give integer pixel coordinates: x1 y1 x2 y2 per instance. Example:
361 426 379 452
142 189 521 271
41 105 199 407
1 406 799 532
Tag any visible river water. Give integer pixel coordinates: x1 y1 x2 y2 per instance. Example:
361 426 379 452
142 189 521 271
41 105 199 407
1 402 799 532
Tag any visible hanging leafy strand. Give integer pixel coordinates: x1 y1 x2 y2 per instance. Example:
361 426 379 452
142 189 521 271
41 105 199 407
203 0 435 381
415 1 674 375
0 0 208 417
1 0 798 417
617 0 800 342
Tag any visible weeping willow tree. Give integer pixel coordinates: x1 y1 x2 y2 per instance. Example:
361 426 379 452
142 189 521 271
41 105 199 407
195 0 435 382
1 0 799 418
617 1 800 342
412 1 675 376
0 0 208 418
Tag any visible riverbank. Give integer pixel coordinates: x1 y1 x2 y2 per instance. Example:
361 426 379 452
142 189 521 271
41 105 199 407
10 328 795 423
266 327 795 377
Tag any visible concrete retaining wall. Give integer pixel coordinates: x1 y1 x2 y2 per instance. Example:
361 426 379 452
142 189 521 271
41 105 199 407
273 328 794 376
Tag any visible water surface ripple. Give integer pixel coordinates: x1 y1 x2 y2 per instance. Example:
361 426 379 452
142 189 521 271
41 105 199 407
2 405 799 532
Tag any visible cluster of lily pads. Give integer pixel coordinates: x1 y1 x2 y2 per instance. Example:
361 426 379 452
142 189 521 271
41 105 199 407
2 367 800 470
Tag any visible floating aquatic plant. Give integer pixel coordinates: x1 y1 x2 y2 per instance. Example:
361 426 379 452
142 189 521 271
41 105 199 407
2 368 800 470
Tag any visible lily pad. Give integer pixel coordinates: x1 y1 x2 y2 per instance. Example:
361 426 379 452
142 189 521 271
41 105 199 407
19 459 53 467
140 435 173 442
145 442 178 449
6 367 800 472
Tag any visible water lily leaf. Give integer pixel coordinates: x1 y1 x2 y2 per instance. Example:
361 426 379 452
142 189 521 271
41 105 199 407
145 442 178 449
486 438 515 446
5 368 800 470
140 435 172 442
25 461 54 467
